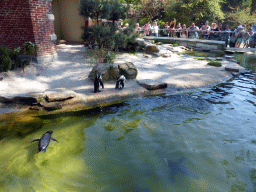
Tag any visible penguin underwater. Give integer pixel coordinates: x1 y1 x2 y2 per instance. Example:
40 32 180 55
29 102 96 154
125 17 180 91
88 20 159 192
31 130 58 153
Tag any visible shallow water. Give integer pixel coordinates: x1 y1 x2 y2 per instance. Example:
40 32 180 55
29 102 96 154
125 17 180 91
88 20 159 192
0 72 256 191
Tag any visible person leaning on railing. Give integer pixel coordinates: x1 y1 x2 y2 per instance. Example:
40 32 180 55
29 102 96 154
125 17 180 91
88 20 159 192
143 21 151 36
235 25 244 47
200 20 211 39
224 24 231 47
181 24 188 38
188 23 199 39
151 22 159 37
175 23 182 38
163 22 170 37
213 23 223 41
169 18 176 37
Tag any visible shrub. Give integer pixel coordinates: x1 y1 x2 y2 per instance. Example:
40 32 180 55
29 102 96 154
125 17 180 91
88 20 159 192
86 47 116 65
207 61 222 67
0 46 26 72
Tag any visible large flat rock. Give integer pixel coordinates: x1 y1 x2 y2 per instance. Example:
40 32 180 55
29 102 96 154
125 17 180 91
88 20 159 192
45 91 76 102
137 79 167 90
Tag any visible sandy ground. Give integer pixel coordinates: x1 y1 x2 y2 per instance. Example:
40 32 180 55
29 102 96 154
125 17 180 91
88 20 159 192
0 44 245 112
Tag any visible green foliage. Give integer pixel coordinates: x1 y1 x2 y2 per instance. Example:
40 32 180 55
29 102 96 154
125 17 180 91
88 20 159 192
86 47 116 65
80 0 109 25
207 61 222 67
0 46 27 72
107 0 128 24
82 25 115 48
23 41 38 57
193 57 211 62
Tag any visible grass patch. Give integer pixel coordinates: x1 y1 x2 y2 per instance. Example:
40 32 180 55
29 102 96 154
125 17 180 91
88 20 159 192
183 50 225 58
207 61 222 67
193 57 211 62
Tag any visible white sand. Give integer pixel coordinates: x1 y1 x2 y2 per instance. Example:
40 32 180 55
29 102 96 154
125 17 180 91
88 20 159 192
0 44 245 99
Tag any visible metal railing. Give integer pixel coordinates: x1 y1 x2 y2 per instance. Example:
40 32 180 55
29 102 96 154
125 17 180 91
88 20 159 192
133 28 256 48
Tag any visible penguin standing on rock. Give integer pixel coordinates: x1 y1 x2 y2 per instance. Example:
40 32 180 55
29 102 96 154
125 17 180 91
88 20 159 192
115 75 126 89
94 74 104 93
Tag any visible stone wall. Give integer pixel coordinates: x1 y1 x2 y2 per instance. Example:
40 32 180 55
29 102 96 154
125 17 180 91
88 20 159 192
144 37 226 51
0 0 57 63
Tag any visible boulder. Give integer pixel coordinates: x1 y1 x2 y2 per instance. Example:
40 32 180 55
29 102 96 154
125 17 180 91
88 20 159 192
225 67 239 72
89 63 119 81
118 62 138 79
145 44 160 53
45 91 76 102
40 100 62 111
136 38 148 47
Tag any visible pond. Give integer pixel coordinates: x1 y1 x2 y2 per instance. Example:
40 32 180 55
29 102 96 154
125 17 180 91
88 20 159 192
0 59 256 191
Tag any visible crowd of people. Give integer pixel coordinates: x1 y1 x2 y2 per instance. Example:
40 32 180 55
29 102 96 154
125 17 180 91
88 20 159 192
133 19 256 48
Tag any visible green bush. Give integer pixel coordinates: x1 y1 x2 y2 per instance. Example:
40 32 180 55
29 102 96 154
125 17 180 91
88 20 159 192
86 47 116 65
82 25 139 52
0 46 26 72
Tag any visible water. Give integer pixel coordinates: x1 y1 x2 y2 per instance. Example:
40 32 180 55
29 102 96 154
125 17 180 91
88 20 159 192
0 73 256 191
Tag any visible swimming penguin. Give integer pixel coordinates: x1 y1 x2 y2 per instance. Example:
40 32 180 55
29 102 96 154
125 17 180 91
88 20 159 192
31 130 58 153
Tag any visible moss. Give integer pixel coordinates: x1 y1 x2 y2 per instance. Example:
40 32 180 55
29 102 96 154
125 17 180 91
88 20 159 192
207 61 222 67
193 57 211 62
183 50 225 58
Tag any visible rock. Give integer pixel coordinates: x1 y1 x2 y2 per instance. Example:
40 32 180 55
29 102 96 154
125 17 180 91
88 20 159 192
145 44 160 53
0 96 12 103
118 62 138 79
225 55 234 59
29 106 42 111
88 63 119 81
228 59 240 64
231 72 240 77
0 77 3 81
225 67 239 72
216 57 223 61
137 80 167 90
156 42 162 45
236 51 245 54
225 50 235 54
136 38 148 47
45 91 76 102
162 53 172 57
40 100 62 111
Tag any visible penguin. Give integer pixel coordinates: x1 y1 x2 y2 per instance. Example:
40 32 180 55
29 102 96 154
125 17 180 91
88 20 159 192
31 130 58 153
94 74 104 93
115 75 126 89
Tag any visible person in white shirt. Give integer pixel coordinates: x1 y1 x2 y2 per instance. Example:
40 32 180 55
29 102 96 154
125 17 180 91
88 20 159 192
151 22 159 37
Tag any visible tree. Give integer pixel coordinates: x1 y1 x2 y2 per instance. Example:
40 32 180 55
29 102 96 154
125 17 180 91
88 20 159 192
107 0 128 26
80 0 109 25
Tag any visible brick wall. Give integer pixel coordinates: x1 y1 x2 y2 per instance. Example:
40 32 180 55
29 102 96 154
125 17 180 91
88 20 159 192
0 0 56 58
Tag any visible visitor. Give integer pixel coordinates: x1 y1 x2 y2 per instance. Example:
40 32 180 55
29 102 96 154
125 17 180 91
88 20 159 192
163 22 170 37
224 24 231 47
229 27 237 47
135 23 141 32
151 22 159 37
252 24 256 33
123 23 129 29
169 18 176 37
143 21 151 36
235 25 244 47
208 22 216 40
175 23 182 38
200 20 211 39
248 28 255 48
214 23 223 41
188 23 199 39
181 24 188 38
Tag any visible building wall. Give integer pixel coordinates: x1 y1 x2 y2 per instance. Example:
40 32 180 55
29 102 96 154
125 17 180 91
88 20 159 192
0 0 57 62
52 0 85 42
0 0 35 50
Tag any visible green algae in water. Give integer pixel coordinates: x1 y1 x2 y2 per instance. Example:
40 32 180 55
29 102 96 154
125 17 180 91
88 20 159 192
0 113 97 192
234 54 256 72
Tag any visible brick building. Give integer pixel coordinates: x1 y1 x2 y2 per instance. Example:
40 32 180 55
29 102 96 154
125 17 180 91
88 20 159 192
0 0 57 64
